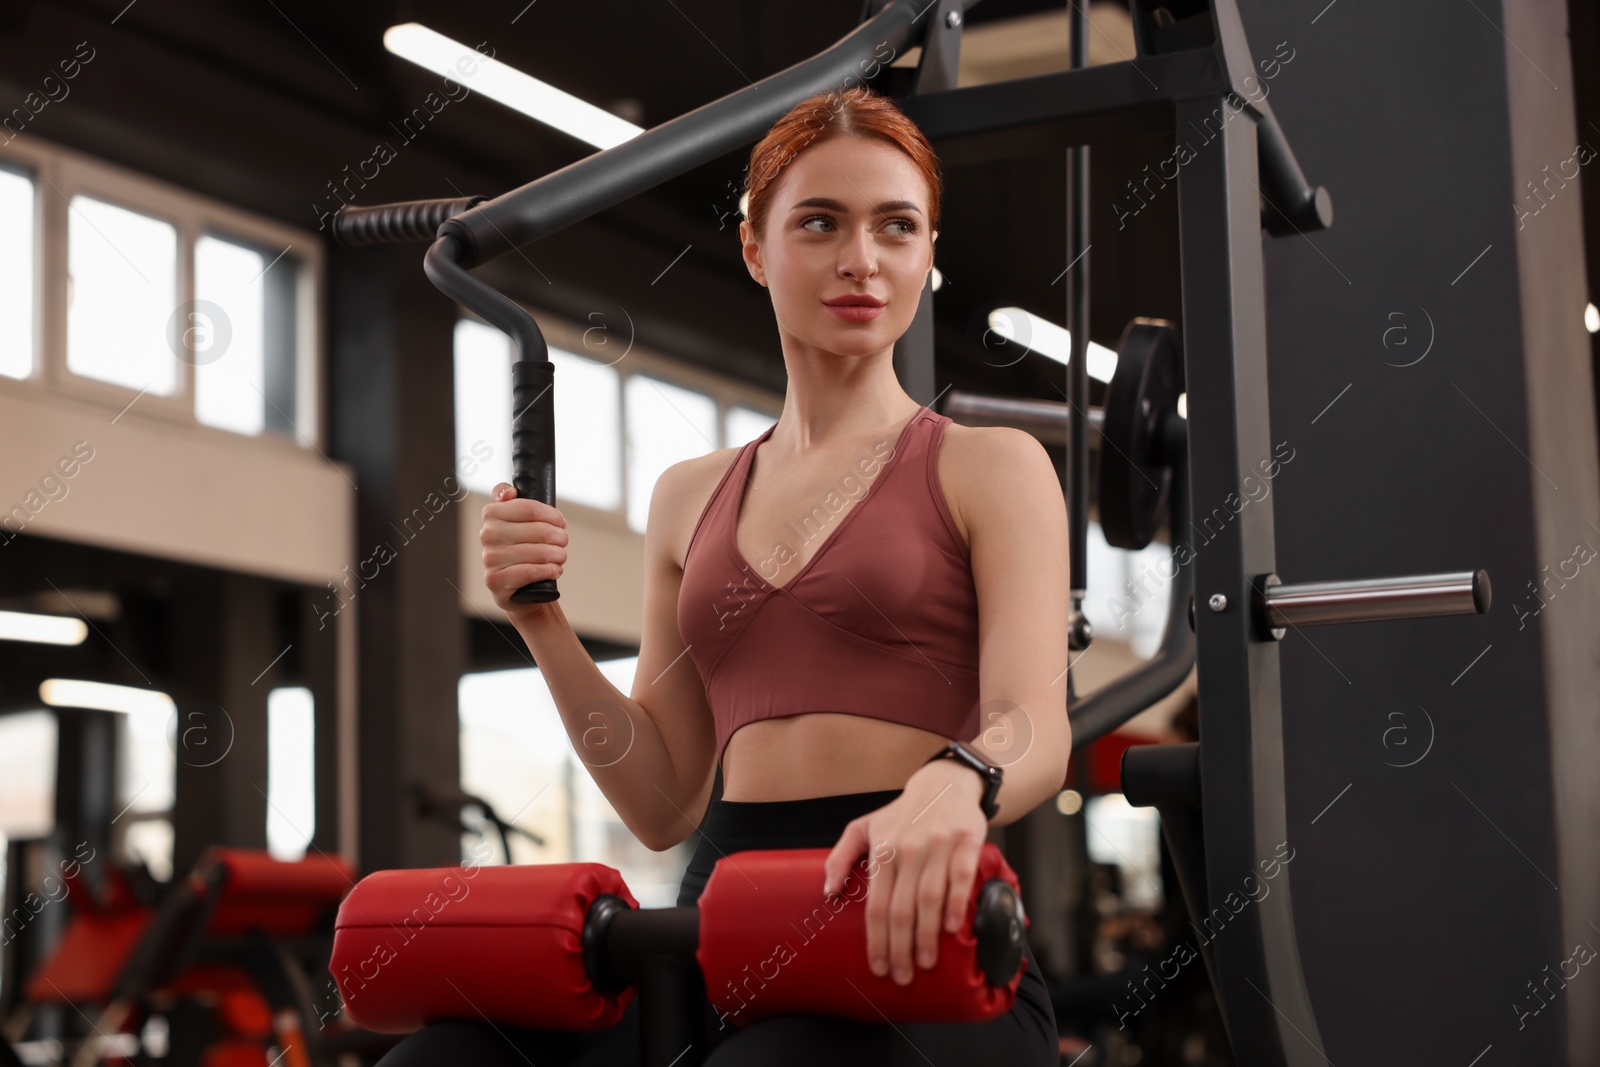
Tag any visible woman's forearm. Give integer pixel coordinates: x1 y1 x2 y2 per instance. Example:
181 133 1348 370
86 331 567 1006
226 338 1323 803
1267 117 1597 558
924 703 1072 828
511 601 690 851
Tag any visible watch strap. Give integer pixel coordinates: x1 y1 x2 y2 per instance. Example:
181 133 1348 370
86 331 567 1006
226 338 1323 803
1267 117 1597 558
924 742 1002 819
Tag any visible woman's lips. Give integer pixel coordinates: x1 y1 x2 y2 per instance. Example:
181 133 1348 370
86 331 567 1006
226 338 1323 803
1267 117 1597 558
826 303 883 322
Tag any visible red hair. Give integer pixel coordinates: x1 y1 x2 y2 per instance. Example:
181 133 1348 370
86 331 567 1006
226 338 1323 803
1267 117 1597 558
740 85 942 243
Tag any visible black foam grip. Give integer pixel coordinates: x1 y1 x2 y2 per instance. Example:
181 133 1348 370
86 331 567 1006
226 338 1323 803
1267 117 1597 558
512 359 560 604
332 197 486 247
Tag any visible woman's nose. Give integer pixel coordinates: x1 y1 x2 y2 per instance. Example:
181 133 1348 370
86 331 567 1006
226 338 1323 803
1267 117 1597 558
837 228 878 278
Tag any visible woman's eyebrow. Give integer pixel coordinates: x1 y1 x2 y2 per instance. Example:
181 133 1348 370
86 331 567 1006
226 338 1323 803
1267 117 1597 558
789 197 923 215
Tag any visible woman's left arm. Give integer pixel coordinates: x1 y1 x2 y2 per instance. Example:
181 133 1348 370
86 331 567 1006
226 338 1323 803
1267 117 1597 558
821 426 1073 986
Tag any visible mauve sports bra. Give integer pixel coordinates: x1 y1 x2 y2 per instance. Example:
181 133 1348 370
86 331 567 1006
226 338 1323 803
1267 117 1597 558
676 406 982 773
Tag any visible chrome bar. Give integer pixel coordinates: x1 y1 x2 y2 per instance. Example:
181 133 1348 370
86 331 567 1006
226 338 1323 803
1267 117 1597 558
941 391 1103 447
1259 568 1490 629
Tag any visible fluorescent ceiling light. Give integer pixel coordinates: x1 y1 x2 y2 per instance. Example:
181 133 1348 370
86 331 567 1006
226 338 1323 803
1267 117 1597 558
1586 302 1598 334
0 610 88 645
383 23 644 150
40 678 176 717
987 307 1119 382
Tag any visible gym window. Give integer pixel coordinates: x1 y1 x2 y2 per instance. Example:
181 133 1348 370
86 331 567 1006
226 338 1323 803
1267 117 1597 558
458 662 692 907
266 687 315 862
0 135 322 447
725 404 778 448
451 315 779 530
1081 520 1174 659
0 164 37 381
1083 792 1164 910
624 375 718 533
0 710 58 844
452 317 625 508
118 703 176 883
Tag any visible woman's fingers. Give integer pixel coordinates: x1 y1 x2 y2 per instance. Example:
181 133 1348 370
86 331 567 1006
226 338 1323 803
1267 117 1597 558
821 817 869 899
481 500 568 532
482 482 565 522
879 834 926 985
862 844 892 977
482 536 567 599
913 830 957 971
489 562 562 596
830 807 986 986
943 838 982 934
479 480 569 610
482 540 566 569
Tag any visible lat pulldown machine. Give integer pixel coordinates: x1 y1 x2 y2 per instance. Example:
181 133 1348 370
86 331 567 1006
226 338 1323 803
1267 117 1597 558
330 1 1491 1062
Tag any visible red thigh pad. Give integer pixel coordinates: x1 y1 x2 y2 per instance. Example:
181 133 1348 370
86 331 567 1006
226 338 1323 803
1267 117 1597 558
330 863 637 1033
695 843 1027 1027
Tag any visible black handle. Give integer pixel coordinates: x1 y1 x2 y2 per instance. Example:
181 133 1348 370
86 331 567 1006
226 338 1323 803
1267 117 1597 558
329 199 559 602
1254 101 1332 236
423 235 561 606
584 874 1025 992
330 196 487 247
511 359 559 603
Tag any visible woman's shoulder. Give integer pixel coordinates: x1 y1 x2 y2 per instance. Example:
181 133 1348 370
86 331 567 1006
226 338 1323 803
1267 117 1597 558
937 418 1053 473
933 420 1056 549
653 445 745 570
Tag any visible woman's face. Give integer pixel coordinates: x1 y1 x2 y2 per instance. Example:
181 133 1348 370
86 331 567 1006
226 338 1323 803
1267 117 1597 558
741 134 937 359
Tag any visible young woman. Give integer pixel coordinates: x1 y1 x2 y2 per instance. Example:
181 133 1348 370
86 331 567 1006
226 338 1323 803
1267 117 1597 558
380 85 1070 1066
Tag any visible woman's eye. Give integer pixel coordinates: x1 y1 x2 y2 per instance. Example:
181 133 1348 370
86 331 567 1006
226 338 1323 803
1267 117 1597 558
801 215 918 236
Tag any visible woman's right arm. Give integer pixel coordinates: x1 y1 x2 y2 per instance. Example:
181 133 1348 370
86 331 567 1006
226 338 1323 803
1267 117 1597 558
480 461 719 852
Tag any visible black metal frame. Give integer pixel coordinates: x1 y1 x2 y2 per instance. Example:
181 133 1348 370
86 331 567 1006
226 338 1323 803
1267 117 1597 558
325 0 1497 1063
890 11 1333 1054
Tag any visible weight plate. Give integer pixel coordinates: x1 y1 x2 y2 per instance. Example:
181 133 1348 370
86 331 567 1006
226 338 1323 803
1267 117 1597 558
1098 318 1183 550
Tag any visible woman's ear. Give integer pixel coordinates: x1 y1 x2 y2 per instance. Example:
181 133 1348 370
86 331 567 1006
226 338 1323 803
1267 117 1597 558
740 219 767 287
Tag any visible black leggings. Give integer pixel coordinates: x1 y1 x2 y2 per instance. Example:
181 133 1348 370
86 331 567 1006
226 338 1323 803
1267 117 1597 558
375 789 1058 1066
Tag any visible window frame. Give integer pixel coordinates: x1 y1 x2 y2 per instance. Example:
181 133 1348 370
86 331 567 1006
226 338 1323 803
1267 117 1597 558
0 137 47 391
0 133 325 453
453 305 781 537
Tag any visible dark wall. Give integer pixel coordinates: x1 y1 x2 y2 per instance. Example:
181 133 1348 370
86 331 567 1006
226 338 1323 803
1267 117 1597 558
0 1 484 872
327 241 465 871
1215 0 1599 1062
0 536 340 875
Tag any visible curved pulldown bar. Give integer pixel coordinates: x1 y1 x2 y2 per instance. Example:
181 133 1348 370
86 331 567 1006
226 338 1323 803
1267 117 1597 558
339 0 981 600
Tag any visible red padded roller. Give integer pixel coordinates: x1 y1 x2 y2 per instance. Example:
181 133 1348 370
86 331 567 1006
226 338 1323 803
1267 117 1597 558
196 848 355 936
198 848 353 898
696 843 1027 1028
199 1039 274 1067
331 863 637 1034
23 907 152 1004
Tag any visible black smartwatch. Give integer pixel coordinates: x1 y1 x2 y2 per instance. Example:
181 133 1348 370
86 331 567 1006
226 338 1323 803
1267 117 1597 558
923 741 1003 821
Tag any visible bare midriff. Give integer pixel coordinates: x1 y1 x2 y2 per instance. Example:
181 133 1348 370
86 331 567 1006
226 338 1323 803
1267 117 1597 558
684 412 972 802
719 712 951 800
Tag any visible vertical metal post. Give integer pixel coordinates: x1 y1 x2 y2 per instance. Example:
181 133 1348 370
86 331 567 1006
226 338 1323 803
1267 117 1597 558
1065 0 1091 689
896 258 939 406
894 0 963 407
1174 89 1325 1065
638 955 705 1067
